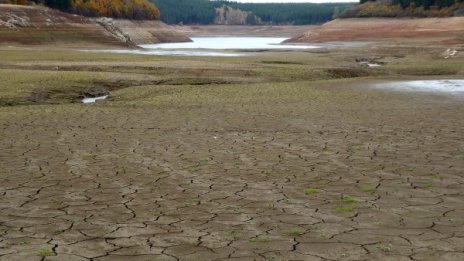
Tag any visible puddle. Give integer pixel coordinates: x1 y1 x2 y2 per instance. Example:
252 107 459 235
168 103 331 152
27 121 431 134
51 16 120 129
359 61 381 67
376 80 464 95
81 95 108 104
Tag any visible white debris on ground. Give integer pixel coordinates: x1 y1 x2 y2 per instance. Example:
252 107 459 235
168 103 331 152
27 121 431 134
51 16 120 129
359 61 381 67
0 13 31 29
81 95 108 104
45 18 54 27
443 48 458 59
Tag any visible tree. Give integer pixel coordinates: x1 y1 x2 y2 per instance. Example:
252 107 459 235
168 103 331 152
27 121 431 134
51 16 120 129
2 0 160 20
151 0 352 25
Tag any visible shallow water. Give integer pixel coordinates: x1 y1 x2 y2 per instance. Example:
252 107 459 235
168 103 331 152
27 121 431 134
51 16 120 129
377 80 464 94
359 61 381 68
140 37 319 50
84 37 320 57
81 95 108 104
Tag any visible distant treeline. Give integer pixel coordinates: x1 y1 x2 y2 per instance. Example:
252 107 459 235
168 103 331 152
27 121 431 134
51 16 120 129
151 0 353 25
339 0 464 17
1 0 160 20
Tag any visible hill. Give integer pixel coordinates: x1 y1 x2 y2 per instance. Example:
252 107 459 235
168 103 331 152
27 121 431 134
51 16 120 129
338 0 464 18
151 0 353 25
284 17 464 43
0 0 160 20
0 4 190 46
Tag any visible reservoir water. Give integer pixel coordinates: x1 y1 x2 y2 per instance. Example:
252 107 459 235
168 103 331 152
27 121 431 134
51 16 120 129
87 37 320 57
140 37 319 50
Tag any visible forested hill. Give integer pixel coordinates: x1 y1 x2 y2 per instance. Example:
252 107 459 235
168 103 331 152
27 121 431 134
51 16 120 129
338 0 464 18
151 0 353 25
0 0 160 20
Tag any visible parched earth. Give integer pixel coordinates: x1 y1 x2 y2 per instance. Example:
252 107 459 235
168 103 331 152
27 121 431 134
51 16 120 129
0 40 463 260
1 81 464 261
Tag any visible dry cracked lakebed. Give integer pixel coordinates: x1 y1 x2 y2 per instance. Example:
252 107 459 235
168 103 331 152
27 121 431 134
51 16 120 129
1 80 463 261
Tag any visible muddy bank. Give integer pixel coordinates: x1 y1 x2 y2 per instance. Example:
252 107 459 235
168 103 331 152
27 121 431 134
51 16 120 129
0 4 191 47
97 18 192 45
285 17 464 43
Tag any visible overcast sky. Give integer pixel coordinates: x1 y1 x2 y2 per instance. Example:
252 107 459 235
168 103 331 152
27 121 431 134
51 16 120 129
229 0 356 3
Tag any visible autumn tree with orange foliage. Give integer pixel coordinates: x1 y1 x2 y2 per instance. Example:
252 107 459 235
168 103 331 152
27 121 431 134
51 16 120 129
0 0 28 4
0 0 160 20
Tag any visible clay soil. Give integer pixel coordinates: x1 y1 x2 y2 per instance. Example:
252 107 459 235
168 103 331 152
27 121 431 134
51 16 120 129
0 5 190 47
0 27 464 261
286 17 464 43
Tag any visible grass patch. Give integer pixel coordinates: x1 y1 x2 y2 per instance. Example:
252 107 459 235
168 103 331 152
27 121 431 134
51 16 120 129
0 69 111 106
336 206 354 213
395 67 458 76
289 229 303 236
361 186 375 193
327 68 370 78
424 183 433 189
304 188 319 195
37 248 54 257
377 244 393 252
81 152 95 160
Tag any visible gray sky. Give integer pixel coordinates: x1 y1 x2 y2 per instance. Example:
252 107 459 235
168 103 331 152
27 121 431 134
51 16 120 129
232 0 356 3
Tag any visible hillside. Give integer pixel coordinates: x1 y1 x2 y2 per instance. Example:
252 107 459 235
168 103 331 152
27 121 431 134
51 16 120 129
338 0 464 18
107 19 191 44
285 17 464 43
0 4 190 46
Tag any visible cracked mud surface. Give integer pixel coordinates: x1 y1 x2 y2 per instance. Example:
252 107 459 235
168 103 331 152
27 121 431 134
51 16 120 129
0 43 464 260
1 83 463 261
